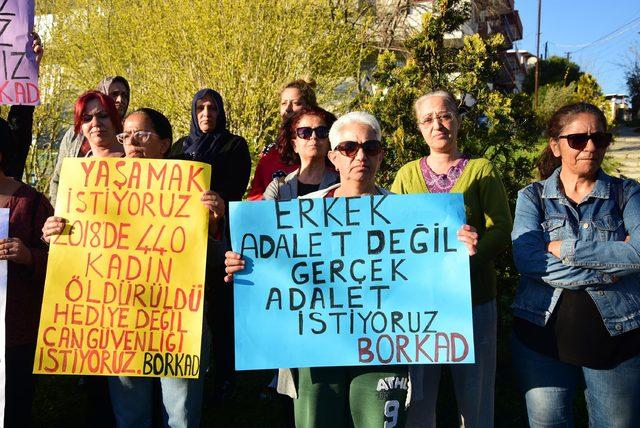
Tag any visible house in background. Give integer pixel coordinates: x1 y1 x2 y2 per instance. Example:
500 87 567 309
370 0 526 92
605 94 633 122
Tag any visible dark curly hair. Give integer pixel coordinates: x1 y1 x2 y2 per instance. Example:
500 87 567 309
537 102 608 179
278 107 337 166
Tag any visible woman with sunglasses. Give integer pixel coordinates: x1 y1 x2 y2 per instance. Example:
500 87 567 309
225 111 479 427
511 102 640 427
260 107 336 418
43 91 124 240
391 90 512 428
41 90 124 426
263 107 338 200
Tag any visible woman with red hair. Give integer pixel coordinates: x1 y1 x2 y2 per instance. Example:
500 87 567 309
71 90 124 158
43 90 123 239
42 90 125 426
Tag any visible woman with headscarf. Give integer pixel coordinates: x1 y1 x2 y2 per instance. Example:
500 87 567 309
170 88 251 205
169 88 251 398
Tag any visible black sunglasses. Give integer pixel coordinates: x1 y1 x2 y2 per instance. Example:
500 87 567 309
296 126 329 140
334 140 383 158
558 132 612 150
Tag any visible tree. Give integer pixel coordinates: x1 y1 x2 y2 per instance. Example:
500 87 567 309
354 0 539 201
31 0 374 190
626 57 640 120
522 55 583 94
534 73 611 129
535 82 579 128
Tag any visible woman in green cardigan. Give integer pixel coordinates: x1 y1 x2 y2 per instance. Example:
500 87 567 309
391 90 512 428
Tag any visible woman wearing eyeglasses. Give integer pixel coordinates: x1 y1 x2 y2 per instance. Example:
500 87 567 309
511 102 640 427
263 107 338 200
106 108 221 428
391 90 512 428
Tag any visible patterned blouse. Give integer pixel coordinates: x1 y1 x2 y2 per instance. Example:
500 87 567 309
420 155 469 193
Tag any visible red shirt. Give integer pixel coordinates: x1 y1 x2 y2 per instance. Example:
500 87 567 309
247 149 298 201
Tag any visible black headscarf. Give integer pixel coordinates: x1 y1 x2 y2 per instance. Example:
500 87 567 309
182 88 228 164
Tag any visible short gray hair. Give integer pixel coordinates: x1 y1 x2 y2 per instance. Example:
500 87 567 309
414 90 458 119
329 111 382 149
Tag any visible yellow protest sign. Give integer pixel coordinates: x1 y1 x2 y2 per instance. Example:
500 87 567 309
34 158 211 378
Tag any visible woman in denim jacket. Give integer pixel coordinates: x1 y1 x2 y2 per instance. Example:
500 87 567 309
511 102 640 427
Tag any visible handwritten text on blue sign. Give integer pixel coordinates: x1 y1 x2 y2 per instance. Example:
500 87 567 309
229 193 474 370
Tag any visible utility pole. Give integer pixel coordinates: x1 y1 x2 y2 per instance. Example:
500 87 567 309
544 41 548 60
565 51 571 61
534 0 542 110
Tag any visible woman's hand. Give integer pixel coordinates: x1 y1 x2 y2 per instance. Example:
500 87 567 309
546 240 562 258
457 224 479 256
224 251 245 283
41 216 66 244
0 237 33 266
201 191 225 234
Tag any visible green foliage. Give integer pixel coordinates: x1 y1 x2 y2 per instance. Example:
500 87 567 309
576 73 602 101
522 55 583 93
535 82 579 128
32 0 373 190
535 73 612 130
355 0 539 203
626 57 640 118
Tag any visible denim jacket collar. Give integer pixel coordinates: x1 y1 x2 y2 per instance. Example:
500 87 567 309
541 167 610 201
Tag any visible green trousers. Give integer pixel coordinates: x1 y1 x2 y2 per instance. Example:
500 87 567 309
294 365 408 428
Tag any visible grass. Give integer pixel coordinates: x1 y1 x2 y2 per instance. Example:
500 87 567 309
31 327 592 427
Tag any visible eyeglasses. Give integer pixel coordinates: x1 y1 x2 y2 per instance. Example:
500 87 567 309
419 112 455 126
558 132 613 150
334 140 383 158
296 126 330 140
81 112 110 123
116 130 157 145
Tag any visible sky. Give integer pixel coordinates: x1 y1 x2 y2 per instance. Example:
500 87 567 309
515 0 640 95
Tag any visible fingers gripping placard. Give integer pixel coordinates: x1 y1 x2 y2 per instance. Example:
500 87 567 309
34 158 211 378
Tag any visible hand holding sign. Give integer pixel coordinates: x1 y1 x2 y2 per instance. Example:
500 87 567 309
224 251 244 283
41 216 66 244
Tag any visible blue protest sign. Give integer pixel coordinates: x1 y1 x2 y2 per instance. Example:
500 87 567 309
229 193 474 370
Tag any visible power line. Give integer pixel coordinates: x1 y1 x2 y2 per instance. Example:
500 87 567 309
568 15 640 54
